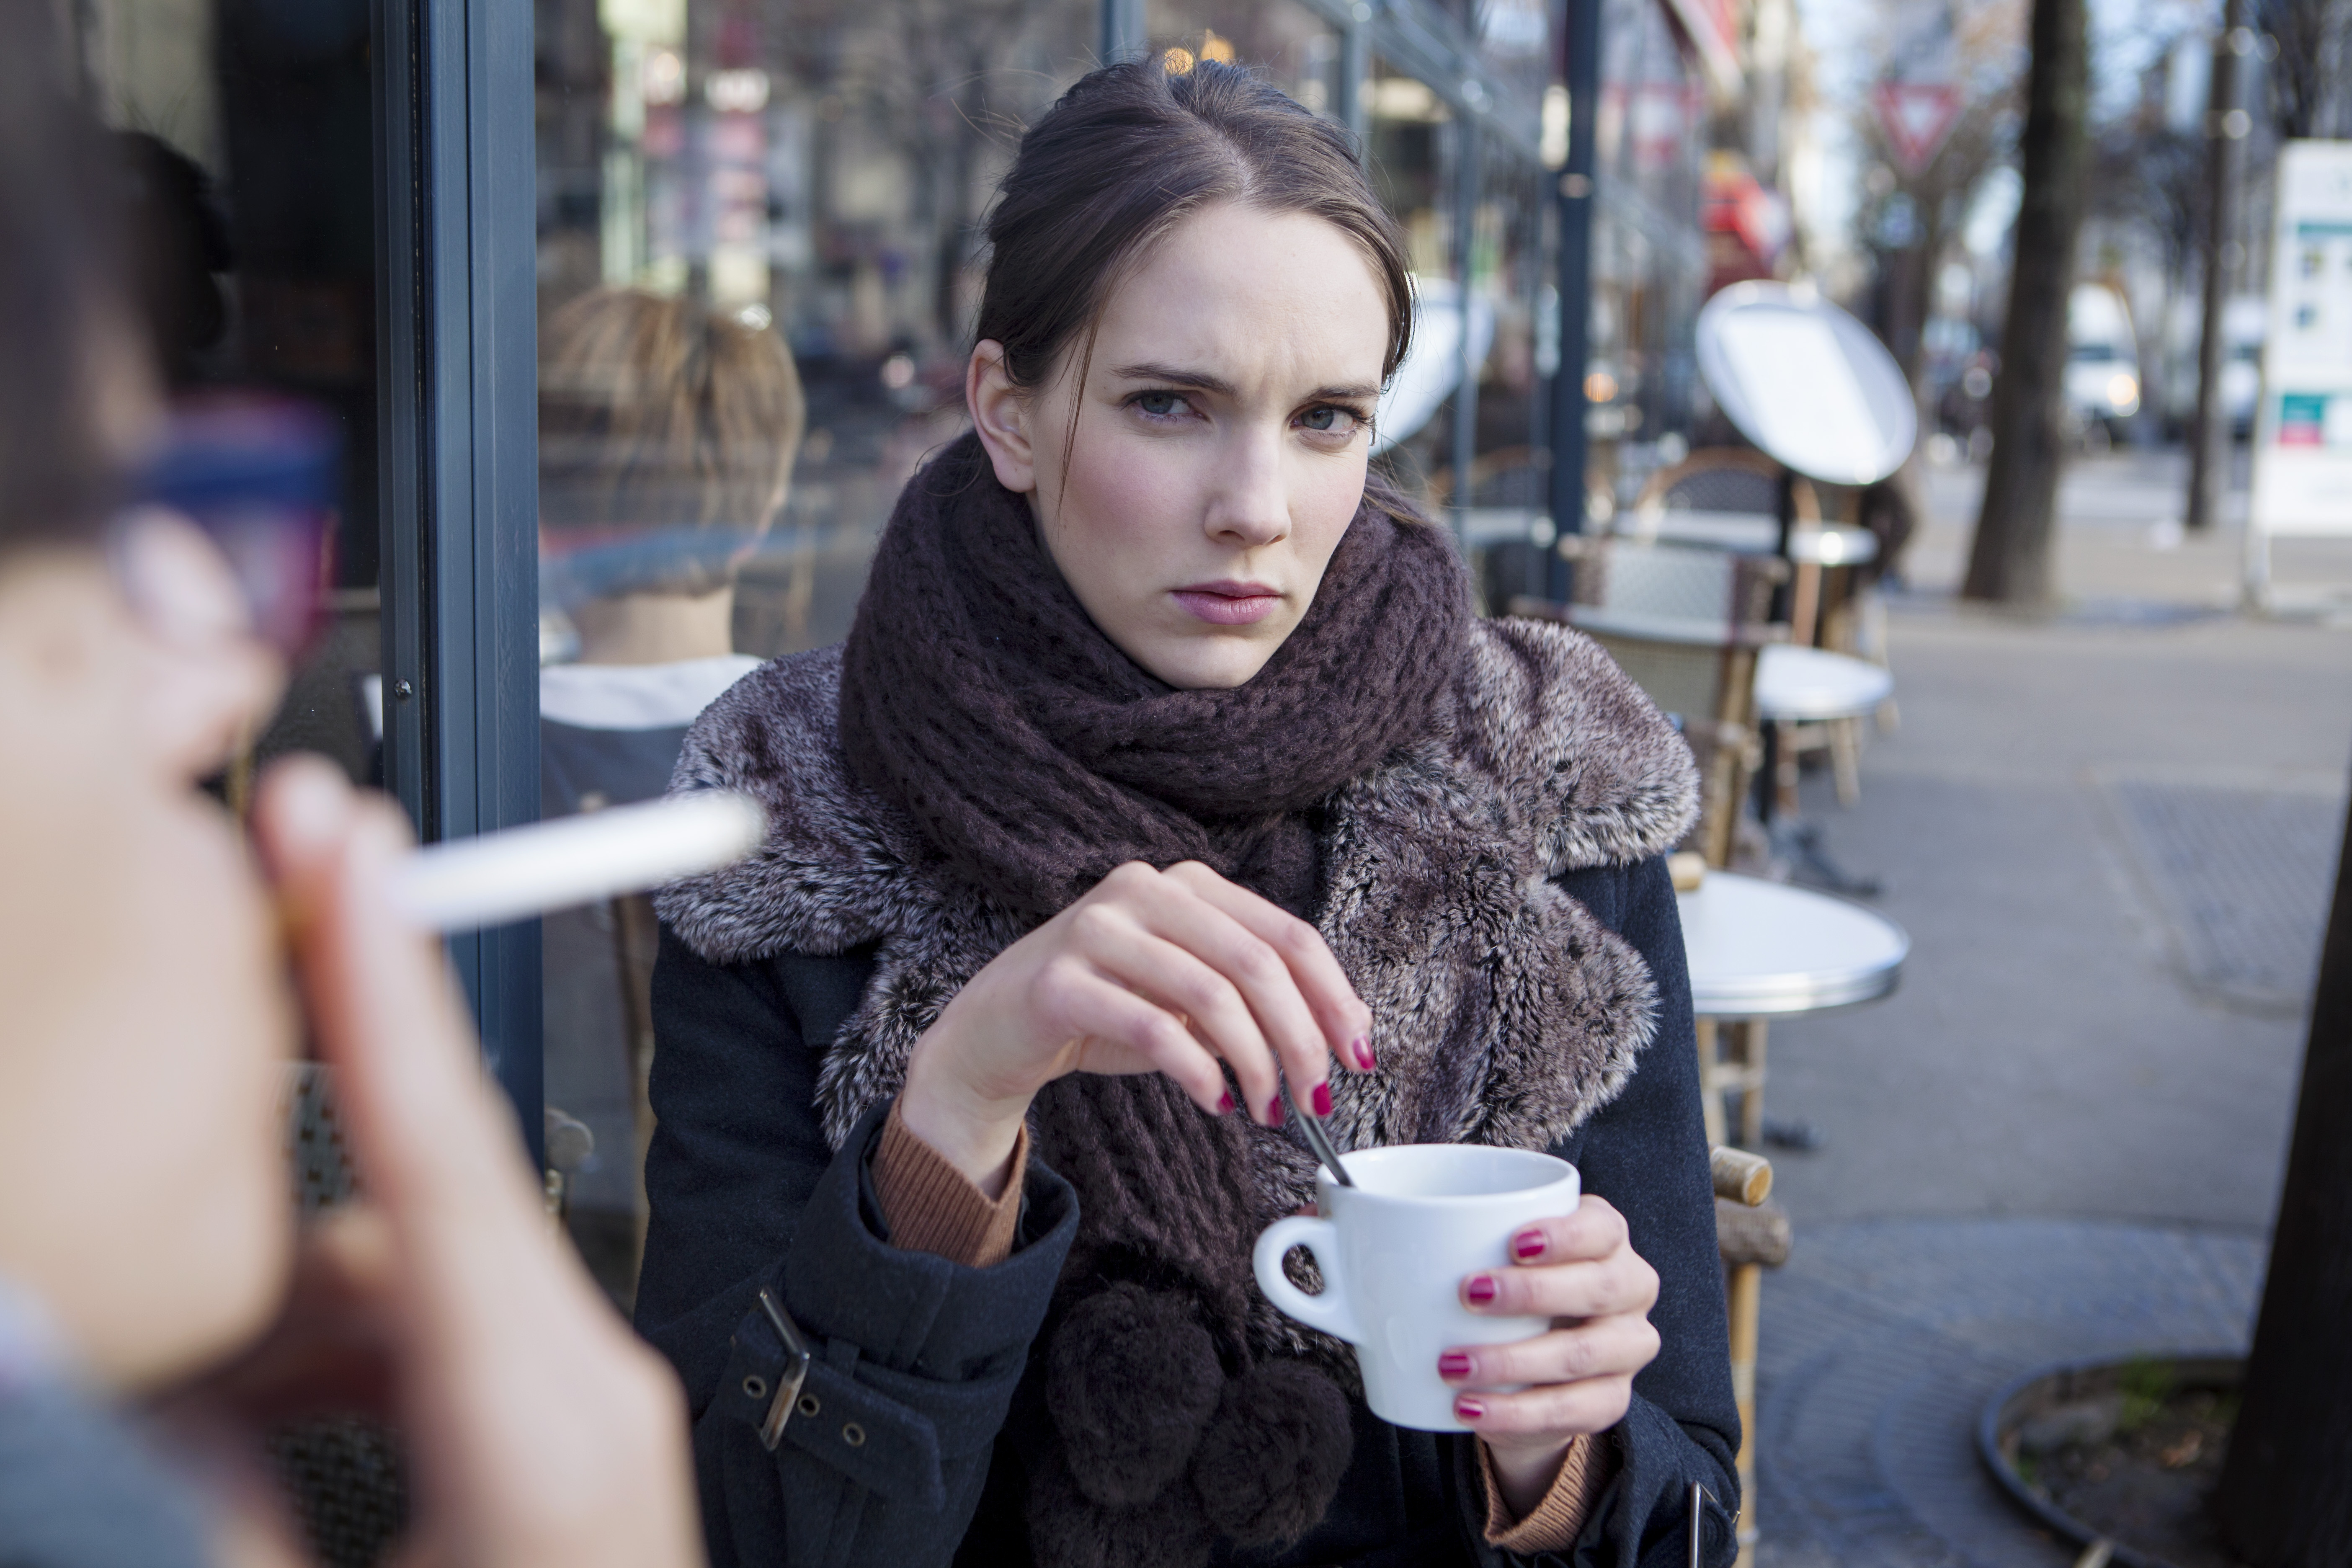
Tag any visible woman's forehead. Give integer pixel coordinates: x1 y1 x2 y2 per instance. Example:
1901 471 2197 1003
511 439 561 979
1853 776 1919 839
1090 205 1390 393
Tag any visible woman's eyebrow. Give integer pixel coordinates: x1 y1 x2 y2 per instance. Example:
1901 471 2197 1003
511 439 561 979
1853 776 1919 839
1109 361 1238 395
1109 361 1380 405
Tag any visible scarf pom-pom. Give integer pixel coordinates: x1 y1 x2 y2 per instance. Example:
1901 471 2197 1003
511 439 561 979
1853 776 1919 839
1045 1283 1223 1507
1026 1442 1216 1568
1189 1359 1355 1547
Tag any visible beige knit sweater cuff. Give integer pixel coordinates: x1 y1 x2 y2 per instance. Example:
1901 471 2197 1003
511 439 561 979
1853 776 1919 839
1479 1432 1617 1552
871 1097 1029 1268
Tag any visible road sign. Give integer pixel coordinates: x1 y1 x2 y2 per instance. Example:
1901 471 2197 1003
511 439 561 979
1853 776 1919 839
2247 139 2352 609
1872 81 1964 176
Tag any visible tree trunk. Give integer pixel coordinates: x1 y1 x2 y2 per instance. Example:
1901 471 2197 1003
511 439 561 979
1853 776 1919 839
2186 0 2251 533
1960 0 2089 606
2213 782 2352 1565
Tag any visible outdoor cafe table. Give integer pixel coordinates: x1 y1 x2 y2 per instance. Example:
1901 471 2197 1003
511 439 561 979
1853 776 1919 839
1676 870 1909 1147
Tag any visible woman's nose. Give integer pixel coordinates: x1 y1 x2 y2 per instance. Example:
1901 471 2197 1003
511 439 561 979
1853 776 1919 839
1204 430 1289 548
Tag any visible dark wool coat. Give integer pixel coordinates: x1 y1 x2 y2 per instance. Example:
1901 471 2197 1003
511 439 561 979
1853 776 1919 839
637 619 1741 1568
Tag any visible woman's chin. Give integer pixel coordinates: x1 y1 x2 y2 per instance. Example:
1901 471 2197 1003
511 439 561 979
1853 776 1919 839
1128 627 1285 691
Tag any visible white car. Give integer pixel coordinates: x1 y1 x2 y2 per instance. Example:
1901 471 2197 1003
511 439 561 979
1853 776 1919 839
2064 284 2141 440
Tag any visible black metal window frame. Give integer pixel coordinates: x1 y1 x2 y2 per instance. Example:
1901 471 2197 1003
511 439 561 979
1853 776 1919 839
376 0 542 1160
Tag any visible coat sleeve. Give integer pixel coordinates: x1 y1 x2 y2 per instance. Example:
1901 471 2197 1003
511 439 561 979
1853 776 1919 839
1466 854 1741 1568
634 925 1078 1568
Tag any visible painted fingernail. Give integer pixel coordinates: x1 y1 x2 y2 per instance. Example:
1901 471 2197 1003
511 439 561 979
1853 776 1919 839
1266 1096 1286 1128
1216 1091 1235 1115
1311 1081 1334 1117
1512 1229 1547 1261
1438 1351 1474 1381
1455 1396 1486 1421
1465 1274 1498 1305
1350 1035 1375 1071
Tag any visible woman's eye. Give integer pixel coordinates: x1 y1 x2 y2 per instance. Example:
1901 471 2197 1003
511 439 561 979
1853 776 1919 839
1135 391 1186 418
1300 405 1362 436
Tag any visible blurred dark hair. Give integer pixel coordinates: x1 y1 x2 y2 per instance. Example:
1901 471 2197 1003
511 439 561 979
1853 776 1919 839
977 58 1413 397
539 287 806 597
0 7 139 549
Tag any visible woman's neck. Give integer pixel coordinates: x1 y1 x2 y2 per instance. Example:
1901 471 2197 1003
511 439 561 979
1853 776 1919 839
570 587 737 666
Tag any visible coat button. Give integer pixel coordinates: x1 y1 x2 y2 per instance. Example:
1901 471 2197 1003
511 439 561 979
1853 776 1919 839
841 1422 866 1448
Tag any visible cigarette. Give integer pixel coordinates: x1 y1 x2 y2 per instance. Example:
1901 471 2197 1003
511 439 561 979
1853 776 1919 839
388 791 766 932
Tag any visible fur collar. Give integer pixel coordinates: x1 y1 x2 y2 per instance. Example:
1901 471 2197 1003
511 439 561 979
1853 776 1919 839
659 615 1698 1161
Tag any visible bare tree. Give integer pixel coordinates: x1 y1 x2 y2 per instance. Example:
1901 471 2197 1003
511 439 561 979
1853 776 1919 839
2253 0 2352 137
1962 0 2090 606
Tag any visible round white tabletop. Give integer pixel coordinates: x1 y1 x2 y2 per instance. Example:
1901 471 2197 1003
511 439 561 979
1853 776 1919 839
1678 872 1908 1016
1754 644 1896 722
1620 511 1880 566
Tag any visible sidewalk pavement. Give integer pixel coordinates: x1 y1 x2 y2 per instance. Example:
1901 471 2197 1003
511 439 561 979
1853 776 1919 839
1741 446 2352 1566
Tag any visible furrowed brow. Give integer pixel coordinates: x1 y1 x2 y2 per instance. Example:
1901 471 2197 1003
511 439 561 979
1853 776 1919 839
1107 361 1239 397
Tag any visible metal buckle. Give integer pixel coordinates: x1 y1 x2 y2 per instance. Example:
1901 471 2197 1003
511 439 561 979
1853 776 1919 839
755 1286 814 1452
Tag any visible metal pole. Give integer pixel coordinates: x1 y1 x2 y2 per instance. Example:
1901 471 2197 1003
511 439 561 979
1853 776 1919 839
2187 1 2253 534
1546 0 1602 601
1101 0 1147 64
1338 7 1372 147
1450 121 1483 552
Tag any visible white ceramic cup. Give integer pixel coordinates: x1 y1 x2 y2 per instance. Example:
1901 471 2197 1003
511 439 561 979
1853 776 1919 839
1251 1143 1581 1432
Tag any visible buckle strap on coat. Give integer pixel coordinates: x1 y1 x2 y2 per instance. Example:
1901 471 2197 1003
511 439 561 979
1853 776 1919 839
722 1292 1009 1512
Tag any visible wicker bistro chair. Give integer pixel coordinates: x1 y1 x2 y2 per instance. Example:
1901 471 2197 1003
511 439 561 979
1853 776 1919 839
1631 450 1889 809
1512 536 1785 870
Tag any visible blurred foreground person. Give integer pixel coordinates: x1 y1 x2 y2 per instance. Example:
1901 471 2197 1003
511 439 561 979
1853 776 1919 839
0 18 701 1566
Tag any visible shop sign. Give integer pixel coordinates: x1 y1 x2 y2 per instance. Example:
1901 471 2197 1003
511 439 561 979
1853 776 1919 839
2248 140 2352 595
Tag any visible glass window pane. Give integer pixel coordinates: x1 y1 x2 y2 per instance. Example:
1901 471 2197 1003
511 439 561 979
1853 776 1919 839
533 0 1096 1308
76 0 384 793
1588 0 1707 512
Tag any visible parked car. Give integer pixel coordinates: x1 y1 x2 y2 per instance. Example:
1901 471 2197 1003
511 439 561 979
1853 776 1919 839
2161 294 2264 440
2064 284 2141 444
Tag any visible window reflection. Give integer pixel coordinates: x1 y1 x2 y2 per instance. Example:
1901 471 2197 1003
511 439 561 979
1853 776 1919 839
74 0 382 790
535 0 1098 1304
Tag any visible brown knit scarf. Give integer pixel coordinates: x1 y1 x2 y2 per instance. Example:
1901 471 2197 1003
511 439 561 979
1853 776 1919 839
838 431 1467 920
837 433 1472 1566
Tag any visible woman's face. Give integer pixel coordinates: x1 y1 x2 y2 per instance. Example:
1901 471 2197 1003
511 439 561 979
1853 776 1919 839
968 203 1393 690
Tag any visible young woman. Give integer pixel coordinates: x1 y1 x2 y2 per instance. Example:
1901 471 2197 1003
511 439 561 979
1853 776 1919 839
639 59 1738 1568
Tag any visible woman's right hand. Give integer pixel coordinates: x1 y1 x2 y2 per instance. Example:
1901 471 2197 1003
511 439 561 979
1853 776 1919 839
897 861 1374 1192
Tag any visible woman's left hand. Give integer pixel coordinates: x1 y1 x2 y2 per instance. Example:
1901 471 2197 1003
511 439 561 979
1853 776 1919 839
1439 1195 1661 1514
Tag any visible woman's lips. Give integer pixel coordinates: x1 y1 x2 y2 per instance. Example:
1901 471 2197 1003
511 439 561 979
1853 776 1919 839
1171 581 1283 626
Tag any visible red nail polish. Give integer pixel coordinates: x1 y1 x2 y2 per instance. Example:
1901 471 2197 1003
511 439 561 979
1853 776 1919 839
1512 1229 1546 1261
1266 1096 1285 1128
1312 1081 1334 1117
1465 1275 1497 1305
1438 1351 1473 1380
1456 1397 1485 1421
1351 1035 1375 1071
1216 1091 1235 1115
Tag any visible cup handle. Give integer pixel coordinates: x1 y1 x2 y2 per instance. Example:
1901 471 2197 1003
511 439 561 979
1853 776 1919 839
1252 1216 1361 1344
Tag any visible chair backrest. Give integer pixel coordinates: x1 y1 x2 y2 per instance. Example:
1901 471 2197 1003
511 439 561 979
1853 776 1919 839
1635 447 1821 524
1513 535 1782 867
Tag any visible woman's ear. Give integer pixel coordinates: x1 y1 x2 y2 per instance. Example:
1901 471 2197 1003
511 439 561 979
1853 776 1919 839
967 340 1036 494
